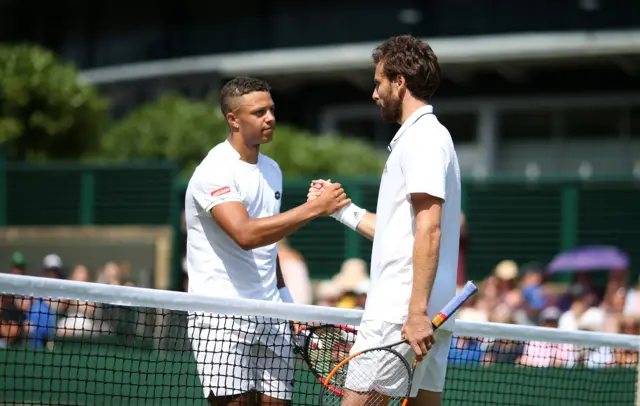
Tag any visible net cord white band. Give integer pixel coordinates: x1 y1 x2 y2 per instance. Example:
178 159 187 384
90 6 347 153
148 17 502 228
0 274 361 326
2 274 639 351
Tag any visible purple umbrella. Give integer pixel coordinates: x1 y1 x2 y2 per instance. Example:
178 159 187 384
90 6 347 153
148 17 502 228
547 245 630 273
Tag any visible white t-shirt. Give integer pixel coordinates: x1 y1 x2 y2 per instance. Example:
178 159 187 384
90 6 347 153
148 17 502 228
185 140 283 302
364 105 461 331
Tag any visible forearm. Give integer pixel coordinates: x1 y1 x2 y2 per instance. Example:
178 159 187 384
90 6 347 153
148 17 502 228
409 226 441 315
237 202 321 250
355 212 376 241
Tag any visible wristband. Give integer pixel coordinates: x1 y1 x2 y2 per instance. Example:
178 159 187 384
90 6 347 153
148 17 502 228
279 287 294 303
332 202 366 231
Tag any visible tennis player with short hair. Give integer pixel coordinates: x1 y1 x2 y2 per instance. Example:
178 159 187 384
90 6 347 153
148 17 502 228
309 35 461 405
185 76 351 406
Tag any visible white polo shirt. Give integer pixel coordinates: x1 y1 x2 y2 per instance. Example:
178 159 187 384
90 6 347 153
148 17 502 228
364 105 461 331
185 140 283 302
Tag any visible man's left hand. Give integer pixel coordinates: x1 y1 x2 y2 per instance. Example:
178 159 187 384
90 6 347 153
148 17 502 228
402 313 435 362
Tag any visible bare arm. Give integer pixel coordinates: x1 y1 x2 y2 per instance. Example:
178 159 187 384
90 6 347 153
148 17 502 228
212 183 350 250
212 201 319 250
355 212 376 241
408 193 443 316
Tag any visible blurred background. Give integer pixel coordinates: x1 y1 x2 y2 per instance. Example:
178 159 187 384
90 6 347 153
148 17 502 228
2 0 640 347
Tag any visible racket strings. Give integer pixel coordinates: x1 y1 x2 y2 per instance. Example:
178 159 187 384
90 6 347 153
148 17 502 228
306 327 357 377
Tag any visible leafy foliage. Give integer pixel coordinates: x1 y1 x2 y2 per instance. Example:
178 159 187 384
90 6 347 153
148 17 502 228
261 125 385 178
0 44 109 161
0 44 385 176
100 94 385 178
98 94 228 177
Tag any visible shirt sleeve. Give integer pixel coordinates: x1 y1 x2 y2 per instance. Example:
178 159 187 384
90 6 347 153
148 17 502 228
191 166 242 213
401 135 449 201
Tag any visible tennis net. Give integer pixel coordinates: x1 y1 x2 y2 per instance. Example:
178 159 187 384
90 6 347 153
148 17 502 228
0 273 638 405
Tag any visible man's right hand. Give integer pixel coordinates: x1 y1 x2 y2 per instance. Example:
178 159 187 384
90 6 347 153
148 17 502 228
309 182 351 216
307 179 331 202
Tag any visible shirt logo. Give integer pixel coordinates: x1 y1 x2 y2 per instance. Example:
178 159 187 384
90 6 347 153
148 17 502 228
211 186 231 197
275 191 281 200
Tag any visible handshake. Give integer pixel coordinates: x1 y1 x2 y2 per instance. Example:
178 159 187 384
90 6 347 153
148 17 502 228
305 179 348 216
306 179 366 231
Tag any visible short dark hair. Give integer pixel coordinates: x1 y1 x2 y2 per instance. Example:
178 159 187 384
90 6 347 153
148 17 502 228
372 35 440 102
220 76 272 115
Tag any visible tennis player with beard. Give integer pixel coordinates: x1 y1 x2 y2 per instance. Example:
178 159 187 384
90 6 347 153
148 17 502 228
185 76 351 406
308 36 462 405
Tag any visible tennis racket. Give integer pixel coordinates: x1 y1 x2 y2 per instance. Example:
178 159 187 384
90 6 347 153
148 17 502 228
319 281 478 406
291 323 359 385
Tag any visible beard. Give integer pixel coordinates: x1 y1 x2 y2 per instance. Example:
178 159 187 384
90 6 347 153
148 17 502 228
379 94 402 123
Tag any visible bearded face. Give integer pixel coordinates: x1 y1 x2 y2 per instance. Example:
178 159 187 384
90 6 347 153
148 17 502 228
372 62 404 124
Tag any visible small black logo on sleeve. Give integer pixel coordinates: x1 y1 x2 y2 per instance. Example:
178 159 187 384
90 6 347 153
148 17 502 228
275 191 281 200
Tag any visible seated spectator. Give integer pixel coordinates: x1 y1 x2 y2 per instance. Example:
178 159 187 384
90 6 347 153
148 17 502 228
558 284 604 331
332 258 369 294
614 316 640 367
314 280 342 307
0 295 24 347
278 239 312 305
335 277 370 310
493 259 519 298
457 288 489 323
483 304 525 365
336 292 358 309
600 286 627 333
449 335 485 366
578 309 616 368
352 279 369 310
624 274 640 317
24 297 57 349
517 307 577 368
96 261 136 287
483 337 524 366
56 265 95 338
42 254 65 280
520 262 548 315
9 252 27 275
480 275 502 311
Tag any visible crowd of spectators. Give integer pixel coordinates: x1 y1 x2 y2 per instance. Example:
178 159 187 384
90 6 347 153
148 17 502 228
0 252 136 349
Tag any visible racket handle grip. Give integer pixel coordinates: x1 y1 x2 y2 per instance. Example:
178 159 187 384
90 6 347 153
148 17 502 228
432 281 478 329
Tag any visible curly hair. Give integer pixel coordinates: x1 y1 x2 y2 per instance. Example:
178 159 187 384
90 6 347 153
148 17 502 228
372 35 440 102
220 76 272 115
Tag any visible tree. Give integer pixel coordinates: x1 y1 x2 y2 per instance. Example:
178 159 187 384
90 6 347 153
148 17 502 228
0 44 109 161
99 94 386 178
260 125 386 177
98 94 228 178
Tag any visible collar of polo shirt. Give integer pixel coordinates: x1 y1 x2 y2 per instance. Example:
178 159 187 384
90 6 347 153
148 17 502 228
387 105 434 152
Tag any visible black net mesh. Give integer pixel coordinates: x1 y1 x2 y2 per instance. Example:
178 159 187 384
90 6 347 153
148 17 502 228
445 335 638 405
0 291 637 405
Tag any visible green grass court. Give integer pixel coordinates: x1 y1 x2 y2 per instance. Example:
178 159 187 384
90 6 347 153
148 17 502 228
0 337 635 405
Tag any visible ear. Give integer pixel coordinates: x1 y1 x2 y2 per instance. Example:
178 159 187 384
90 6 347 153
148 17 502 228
226 112 239 130
394 74 406 90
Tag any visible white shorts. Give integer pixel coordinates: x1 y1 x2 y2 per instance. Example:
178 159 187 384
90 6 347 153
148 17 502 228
188 314 294 400
345 318 452 397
